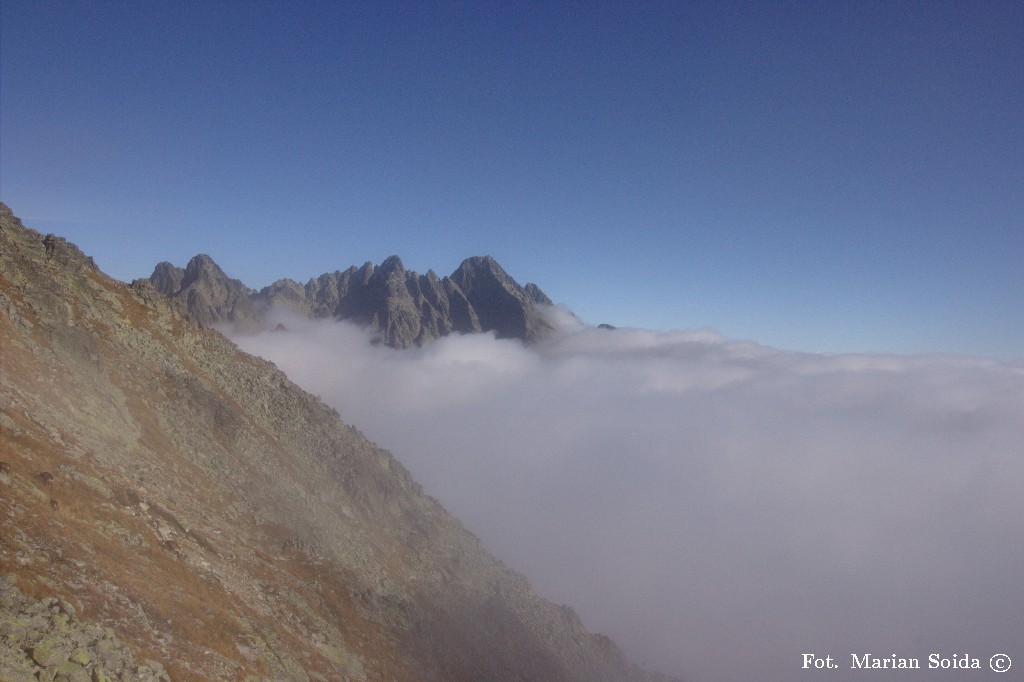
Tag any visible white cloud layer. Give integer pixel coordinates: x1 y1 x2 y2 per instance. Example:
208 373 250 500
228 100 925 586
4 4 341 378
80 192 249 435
233 312 1024 682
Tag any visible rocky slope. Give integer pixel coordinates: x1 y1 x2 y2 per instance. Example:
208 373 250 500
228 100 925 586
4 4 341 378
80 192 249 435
0 202 678 681
143 252 553 348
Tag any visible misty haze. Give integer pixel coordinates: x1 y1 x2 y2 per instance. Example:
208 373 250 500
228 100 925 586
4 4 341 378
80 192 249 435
233 310 1024 682
4 1 1022 679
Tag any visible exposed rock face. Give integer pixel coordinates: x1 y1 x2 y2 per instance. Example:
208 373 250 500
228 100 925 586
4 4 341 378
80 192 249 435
142 251 553 348
0 575 170 682
450 255 553 341
0 201 677 681
146 255 262 332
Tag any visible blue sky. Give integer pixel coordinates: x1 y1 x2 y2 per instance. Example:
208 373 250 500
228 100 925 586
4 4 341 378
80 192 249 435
2 0 1021 358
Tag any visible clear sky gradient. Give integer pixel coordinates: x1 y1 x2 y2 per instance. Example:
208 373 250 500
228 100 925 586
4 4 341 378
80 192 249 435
2 1 1021 358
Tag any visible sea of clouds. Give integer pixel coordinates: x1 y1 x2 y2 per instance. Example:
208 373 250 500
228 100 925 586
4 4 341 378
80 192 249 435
233 309 1024 682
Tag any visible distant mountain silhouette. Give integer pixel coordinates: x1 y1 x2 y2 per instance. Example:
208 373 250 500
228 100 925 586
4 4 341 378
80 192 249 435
142 253 553 347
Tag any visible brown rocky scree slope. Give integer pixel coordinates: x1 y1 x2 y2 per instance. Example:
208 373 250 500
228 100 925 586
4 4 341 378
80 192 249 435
143 251 553 348
0 202 679 681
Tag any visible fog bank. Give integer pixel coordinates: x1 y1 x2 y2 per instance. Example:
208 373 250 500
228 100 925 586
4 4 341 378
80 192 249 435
233 312 1024 681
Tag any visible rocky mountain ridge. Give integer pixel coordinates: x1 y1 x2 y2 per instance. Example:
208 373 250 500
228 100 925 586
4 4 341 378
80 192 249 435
142 252 554 348
0 202 678 681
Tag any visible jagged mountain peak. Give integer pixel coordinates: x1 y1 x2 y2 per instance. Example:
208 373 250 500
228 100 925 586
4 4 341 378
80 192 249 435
137 252 258 330
145 251 556 348
453 254 515 287
149 261 185 295
457 253 500 269
185 252 219 268
183 252 222 274
377 254 406 273
453 255 551 304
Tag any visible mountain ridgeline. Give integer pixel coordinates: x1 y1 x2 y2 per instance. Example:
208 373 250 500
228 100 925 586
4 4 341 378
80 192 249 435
142 252 554 348
0 203 678 682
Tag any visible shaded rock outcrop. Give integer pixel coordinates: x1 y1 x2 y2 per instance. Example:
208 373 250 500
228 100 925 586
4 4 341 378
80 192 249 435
146 255 262 332
142 251 553 348
1 202 678 681
450 255 553 342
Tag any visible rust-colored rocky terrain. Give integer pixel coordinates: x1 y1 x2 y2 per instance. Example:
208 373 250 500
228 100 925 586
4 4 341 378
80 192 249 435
0 203 677 681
